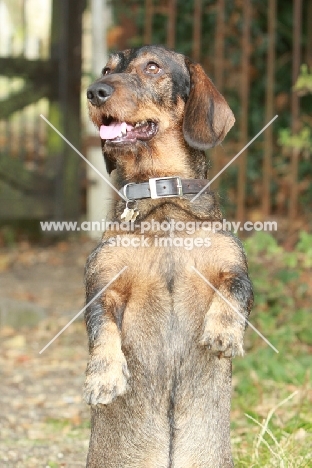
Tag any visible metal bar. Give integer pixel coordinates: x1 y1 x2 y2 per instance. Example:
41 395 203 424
307 0 312 66
214 0 225 91
262 0 276 216
166 0 176 49
289 0 302 222
212 0 225 190
144 0 153 44
192 0 202 62
237 0 251 222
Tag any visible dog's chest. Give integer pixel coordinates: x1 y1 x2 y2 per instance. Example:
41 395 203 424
118 239 212 336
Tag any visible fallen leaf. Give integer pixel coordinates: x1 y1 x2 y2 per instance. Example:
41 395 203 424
3 334 26 348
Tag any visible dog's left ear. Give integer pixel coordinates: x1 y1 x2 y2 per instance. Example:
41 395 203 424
183 61 235 150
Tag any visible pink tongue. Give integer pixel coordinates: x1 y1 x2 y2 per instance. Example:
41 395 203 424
100 121 129 140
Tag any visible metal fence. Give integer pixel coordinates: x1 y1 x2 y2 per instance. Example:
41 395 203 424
112 0 311 231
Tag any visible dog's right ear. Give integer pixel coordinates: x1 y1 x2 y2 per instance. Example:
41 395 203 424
101 140 116 175
183 60 235 150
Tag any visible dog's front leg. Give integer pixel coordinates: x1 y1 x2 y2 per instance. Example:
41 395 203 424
83 293 130 406
200 268 253 358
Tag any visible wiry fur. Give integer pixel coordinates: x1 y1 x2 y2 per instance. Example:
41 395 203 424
84 45 253 468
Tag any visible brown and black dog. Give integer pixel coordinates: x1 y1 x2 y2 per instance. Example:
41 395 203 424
84 45 253 468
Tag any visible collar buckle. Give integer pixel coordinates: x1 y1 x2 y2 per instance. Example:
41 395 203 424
149 176 183 199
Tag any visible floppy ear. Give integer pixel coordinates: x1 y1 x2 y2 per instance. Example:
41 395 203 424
183 61 235 150
101 140 116 175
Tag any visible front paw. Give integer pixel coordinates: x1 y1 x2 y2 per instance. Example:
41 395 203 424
83 354 130 405
200 321 244 358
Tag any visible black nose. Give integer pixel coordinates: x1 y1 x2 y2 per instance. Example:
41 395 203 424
86 83 114 107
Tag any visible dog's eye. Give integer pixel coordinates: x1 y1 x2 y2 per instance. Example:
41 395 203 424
144 62 161 75
102 67 111 76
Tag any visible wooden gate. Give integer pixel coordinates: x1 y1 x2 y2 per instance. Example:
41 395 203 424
0 0 86 221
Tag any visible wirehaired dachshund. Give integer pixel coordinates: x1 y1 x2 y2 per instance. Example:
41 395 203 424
84 45 253 468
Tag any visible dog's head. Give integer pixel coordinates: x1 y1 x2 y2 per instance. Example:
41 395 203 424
87 45 234 178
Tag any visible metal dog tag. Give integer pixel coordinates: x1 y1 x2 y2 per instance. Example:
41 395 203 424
121 202 139 222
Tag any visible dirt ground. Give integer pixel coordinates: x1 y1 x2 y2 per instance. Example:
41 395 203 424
1 235 311 467
0 238 99 468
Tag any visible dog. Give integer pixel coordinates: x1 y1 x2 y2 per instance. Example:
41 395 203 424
84 45 253 468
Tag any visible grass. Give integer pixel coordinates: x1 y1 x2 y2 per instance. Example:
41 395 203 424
3 231 310 466
231 231 312 466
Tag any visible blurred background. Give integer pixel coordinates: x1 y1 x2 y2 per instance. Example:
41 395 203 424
0 0 311 237
0 1 311 467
